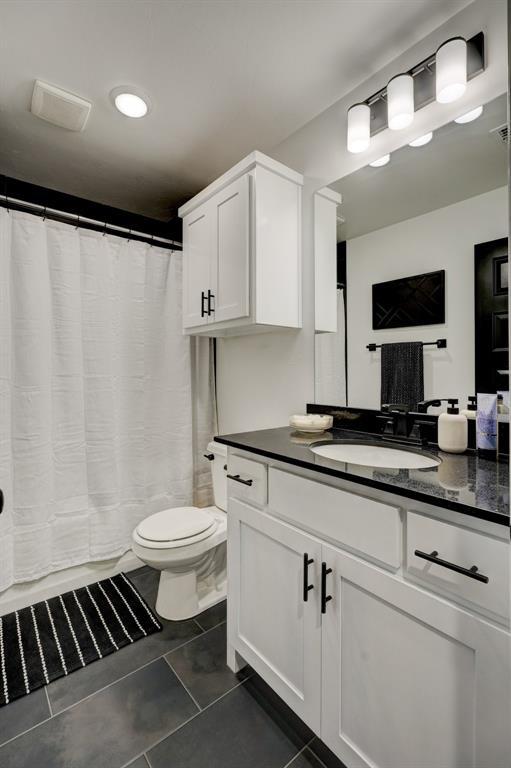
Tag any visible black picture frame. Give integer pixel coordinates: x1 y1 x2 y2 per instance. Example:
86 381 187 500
372 269 445 330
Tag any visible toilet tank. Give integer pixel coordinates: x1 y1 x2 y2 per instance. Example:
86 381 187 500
207 441 227 512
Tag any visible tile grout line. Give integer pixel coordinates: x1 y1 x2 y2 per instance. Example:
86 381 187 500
44 684 53 717
193 615 226 633
0 710 54 750
281 738 315 768
162 655 202 712
0 619 226 751
46 618 225 718
118 674 252 768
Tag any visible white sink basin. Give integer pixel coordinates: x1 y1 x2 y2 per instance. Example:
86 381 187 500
310 441 441 470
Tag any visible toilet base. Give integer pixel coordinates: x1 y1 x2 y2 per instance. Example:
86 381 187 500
154 539 227 621
155 568 227 621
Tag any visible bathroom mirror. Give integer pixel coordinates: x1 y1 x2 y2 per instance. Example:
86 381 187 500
315 93 509 413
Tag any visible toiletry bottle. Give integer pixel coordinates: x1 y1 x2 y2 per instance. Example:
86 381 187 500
476 393 498 458
438 399 468 454
461 396 477 448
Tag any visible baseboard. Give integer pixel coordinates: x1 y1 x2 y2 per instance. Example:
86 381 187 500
0 550 144 615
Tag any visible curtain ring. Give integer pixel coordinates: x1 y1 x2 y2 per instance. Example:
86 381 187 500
150 234 154 248
102 220 107 237
127 228 131 243
75 215 80 230
42 205 47 221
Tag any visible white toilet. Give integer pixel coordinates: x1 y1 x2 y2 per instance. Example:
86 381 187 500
132 441 228 621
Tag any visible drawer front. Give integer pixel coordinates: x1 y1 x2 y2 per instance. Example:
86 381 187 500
227 454 267 507
406 511 509 620
269 468 401 569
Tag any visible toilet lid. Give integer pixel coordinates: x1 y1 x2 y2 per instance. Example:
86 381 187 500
136 507 216 543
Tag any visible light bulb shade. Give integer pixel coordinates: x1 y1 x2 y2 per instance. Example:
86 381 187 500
347 103 370 153
369 154 390 167
454 105 483 124
409 132 433 147
436 38 467 104
387 74 414 130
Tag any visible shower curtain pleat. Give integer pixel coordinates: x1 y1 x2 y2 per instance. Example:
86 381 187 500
315 289 347 406
0 209 206 592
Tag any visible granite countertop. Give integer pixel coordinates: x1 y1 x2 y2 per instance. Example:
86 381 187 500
215 426 510 527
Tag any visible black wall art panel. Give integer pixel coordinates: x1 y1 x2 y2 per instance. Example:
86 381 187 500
372 269 445 330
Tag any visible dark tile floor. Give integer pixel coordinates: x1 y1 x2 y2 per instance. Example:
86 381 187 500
0 566 344 768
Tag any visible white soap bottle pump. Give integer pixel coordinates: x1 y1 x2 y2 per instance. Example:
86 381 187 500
438 399 468 454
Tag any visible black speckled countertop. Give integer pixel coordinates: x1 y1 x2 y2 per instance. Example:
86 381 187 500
215 426 510 527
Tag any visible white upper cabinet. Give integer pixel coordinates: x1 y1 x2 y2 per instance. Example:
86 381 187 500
314 187 342 333
178 151 303 336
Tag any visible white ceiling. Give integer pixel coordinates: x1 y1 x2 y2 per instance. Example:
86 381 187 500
0 0 470 220
332 93 508 240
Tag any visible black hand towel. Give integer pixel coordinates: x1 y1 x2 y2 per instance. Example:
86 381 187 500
380 341 424 409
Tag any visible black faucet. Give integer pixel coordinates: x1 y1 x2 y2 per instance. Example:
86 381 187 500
417 399 442 413
381 404 414 437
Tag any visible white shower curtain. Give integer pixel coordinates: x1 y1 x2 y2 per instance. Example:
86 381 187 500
315 288 347 405
0 209 211 591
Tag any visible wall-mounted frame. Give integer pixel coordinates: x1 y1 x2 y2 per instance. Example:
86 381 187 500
372 269 445 330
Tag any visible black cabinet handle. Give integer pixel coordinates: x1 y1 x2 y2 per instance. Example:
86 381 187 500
201 291 207 318
0 489 3 514
226 473 253 487
207 290 215 315
303 553 314 602
321 562 332 614
414 549 489 584
203 453 214 461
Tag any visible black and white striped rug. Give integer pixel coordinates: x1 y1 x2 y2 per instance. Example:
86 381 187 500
0 572 162 707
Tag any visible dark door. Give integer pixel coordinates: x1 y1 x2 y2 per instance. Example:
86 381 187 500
474 238 509 393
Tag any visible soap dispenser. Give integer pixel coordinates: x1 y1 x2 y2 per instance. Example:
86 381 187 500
461 395 477 448
438 399 468 454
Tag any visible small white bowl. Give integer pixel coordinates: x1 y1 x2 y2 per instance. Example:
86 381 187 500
289 414 333 433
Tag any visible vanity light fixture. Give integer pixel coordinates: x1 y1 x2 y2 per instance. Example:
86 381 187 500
387 74 414 130
436 38 467 104
454 105 483 124
347 103 371 153
409 132 433 147
345 32 484 153
112 88 149 118
369 154 390 167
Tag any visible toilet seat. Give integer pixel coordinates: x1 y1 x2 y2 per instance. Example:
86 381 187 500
135 507 218 549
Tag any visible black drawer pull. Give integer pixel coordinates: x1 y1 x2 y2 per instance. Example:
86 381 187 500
321 562 333 614
201 291 207 318
226 473 253 487
207 290 215 314
414 549 489 584
303 553 314 602
0 489 3 514
203 453 214 461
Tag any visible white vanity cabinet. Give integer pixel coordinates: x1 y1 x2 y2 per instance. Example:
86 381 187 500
178 151 303 336
228 498 322 731
321 543 509 768
226 454 510 768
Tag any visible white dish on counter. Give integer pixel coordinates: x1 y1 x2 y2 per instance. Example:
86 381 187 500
289 414 333 433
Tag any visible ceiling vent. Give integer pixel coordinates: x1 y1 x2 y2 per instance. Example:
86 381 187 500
490 123 509 144
31 80 91 132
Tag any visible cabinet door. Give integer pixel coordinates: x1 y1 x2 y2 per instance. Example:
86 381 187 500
321 544 510 768
182 204 211 328
228 498 321 731
210 174 250 324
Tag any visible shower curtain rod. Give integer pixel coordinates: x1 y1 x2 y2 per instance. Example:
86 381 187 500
0 195 182 250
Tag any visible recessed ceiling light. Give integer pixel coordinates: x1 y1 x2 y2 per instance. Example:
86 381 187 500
409 132 433 147
112 89 149 118
369 154 390 167
454 105 483 124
